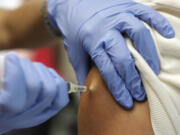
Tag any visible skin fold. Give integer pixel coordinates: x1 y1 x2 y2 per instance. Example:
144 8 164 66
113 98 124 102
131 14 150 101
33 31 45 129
78 66 154 135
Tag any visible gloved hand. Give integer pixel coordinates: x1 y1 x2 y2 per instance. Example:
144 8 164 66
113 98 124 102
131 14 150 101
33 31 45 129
0 53 69 134
48 0 175 109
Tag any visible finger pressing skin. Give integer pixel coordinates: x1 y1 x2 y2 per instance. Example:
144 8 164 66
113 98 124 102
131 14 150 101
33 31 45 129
90 47 133 109
103 29 146 101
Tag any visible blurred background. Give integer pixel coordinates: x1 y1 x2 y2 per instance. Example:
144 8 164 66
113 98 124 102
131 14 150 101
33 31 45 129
0 0 80 135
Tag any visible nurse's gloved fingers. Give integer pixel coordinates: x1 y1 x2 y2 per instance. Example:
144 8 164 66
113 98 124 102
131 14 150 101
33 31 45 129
47 68 69 109
32 63 57 107
89 47 133 109
103 30 146 101
17 63 59 116
19 58 42 108
116 13 160 74
130 3 175 38
0 53 26 114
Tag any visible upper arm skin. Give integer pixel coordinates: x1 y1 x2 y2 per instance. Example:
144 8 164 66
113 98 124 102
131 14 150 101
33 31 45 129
78 66 154 135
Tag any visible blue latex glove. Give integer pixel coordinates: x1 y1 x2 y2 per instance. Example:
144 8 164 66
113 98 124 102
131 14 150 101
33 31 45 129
48 0 175 109
0 53 69 134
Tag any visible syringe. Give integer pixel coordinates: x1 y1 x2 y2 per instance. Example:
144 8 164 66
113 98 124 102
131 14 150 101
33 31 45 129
68 82 87 94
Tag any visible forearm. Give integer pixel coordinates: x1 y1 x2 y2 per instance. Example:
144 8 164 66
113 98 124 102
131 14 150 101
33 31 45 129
1 0 59 49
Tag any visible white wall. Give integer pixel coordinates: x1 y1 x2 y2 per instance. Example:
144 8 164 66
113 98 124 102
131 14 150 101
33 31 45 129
0 0 24 9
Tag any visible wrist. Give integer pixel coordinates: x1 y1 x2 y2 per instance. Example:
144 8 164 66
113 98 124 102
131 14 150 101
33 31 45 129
42 0 61 37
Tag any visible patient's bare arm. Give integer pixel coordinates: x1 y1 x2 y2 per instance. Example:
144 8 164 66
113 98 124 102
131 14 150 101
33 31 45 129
78 66 154 135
